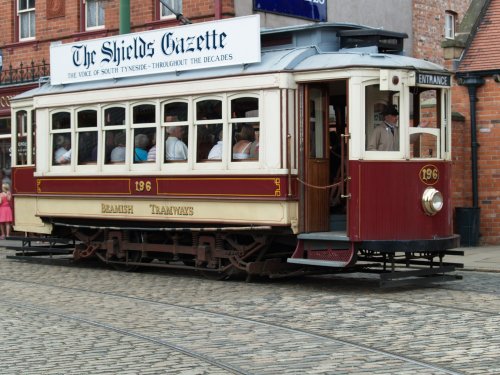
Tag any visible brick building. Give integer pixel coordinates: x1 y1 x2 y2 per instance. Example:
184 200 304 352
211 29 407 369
0 1 480 244
443 0 500 245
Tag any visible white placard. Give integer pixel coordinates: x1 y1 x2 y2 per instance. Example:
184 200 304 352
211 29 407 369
50 15 261 85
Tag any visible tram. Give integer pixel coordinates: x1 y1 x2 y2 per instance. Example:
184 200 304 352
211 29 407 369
9 16 461 285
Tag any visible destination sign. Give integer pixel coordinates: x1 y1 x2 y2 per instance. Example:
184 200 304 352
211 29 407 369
416 72 451 87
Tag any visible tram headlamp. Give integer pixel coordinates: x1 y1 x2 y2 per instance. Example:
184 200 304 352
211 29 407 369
421 187 443 216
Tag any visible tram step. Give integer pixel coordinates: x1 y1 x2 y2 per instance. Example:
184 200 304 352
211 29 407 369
288 237 355 268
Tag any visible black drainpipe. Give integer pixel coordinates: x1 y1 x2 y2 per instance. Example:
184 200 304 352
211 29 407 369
460 75 484 208
455 75 484 246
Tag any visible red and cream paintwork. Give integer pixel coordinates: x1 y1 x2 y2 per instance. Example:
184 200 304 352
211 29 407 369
349 161 452 241
13 166 299 234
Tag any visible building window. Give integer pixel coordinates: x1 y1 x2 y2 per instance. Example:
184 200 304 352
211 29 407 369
86 0 105 30
18 0 36 40
445 12 456 40
161 0 182 19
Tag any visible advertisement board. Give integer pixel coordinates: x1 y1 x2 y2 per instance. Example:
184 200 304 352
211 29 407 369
50 15 261 85
254 0 327 22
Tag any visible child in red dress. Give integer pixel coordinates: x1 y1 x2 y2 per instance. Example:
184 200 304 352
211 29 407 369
0 183 13 239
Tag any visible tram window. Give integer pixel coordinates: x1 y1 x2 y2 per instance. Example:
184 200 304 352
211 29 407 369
77 110 98 165
31 110 36 165
229 96 259 161
104 107 125 125
133 104 155 124
231 97 258 118
409 88 441 159
15 111 27 166
52 111 71 130
53 133 72 165
0 117 12 171
106 130 126 164
309 89 326 158
196 100 222 120
231 123 258 161
194 99 222 162
78 131 98 164
197 124 221 162
77 110 97 128
133 128 155 163
365 84 400 152
0 117 11 136
164 102 188 121
164 102 189 162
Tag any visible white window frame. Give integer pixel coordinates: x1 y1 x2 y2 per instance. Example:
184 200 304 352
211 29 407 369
445 12 455 40
50 109 73 171
18 0 36 41
85 0 105 30
227 93 261 170
75 107 100 171
161 98 191 172
193 95 225 170
362 79 405 160
130 101 158 172
102 104 128 172
161 0 182 20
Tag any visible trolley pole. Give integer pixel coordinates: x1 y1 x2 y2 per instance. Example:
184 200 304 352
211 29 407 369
119 0 131 34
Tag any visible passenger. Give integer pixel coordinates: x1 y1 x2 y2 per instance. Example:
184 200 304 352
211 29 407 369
249 130 259 159
110 132 126 162
197 126 214 161
0 183 13 240
232 124 255 160
147 134 157 161
165 126 188 161
54 135 72 164
208 129 223 160
1 169 11 191
79 132 97 164
134 134 149 162
367 104 399 151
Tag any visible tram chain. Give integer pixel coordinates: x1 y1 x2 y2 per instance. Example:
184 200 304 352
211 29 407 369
0 277 466 375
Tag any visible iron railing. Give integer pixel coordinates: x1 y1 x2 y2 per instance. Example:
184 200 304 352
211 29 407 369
0 60 49 86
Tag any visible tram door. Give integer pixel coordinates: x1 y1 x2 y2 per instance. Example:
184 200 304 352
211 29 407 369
302 81 348 233
303 85 330 232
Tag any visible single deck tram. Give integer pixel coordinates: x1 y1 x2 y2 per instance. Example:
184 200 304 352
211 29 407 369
8 17 462 286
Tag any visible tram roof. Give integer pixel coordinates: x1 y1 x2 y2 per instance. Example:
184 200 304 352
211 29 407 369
15 22 448 101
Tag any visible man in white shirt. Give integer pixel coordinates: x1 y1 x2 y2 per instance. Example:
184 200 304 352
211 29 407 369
165 126 188 161
54 135 72 164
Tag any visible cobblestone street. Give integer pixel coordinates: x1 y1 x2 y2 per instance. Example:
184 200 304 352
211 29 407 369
0 251 499 375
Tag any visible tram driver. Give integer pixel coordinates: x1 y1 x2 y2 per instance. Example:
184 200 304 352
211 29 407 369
367 104 399 151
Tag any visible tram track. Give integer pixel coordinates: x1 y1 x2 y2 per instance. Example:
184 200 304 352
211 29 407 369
1 298 248 375
0 276 467 375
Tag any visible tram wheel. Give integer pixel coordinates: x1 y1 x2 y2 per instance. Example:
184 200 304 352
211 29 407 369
110 250 142 272
109 231 144 272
